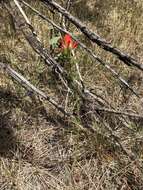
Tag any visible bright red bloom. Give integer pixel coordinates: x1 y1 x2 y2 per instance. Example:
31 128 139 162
60 34 78 50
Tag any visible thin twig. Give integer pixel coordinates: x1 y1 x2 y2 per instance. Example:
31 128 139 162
72 50 84 90
81 108 143 119
61 0 72 30
94 108 143 119
64 87 70 112
97 113 135 160
13 0 30 25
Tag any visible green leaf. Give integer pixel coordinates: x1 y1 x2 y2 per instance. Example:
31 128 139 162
49 36 61 46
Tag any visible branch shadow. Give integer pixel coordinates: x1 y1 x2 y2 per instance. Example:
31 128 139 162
0 87 73 160
0 89 17 158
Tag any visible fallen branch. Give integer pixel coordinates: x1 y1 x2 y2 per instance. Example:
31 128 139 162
13 0 30 25
42 0 143 70
4 0 109 108
1 59 133 160
20 0 139 98
89 108 143 119
0 61 70 116
0 62 137 160
5 0 139 131
4 0 71 93
3 0 140 160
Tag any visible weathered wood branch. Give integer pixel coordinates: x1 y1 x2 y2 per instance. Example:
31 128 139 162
42 0 143 70
93 108 143 119
4 0 109 108
20 0 140 98
0 62 70 115
5 0 140 129
0 61 137 160
3 0 141 160
4 0 71 90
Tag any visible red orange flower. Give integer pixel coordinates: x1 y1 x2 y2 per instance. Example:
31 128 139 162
60 34 78 50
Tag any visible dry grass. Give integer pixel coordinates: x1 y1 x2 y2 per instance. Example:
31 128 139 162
0 0 143 189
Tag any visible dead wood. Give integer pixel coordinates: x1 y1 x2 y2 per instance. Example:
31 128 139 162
2 0 142 160
42 0 143 70
0 61 70 116
20 0 140 98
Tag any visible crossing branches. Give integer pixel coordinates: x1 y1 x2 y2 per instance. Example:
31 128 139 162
42 0 143 70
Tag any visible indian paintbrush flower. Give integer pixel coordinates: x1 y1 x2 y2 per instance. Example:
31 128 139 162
60 34 78 51
58 34 78 70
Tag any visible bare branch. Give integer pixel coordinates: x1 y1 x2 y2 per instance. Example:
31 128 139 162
61 0 73 30
92 108 143 119
20 0 139 98
13 0 31 25
42 0 143 70
4 0 71 92
4 0 110 109
2 0 141 160
5 0 139 130
0 62 71 116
